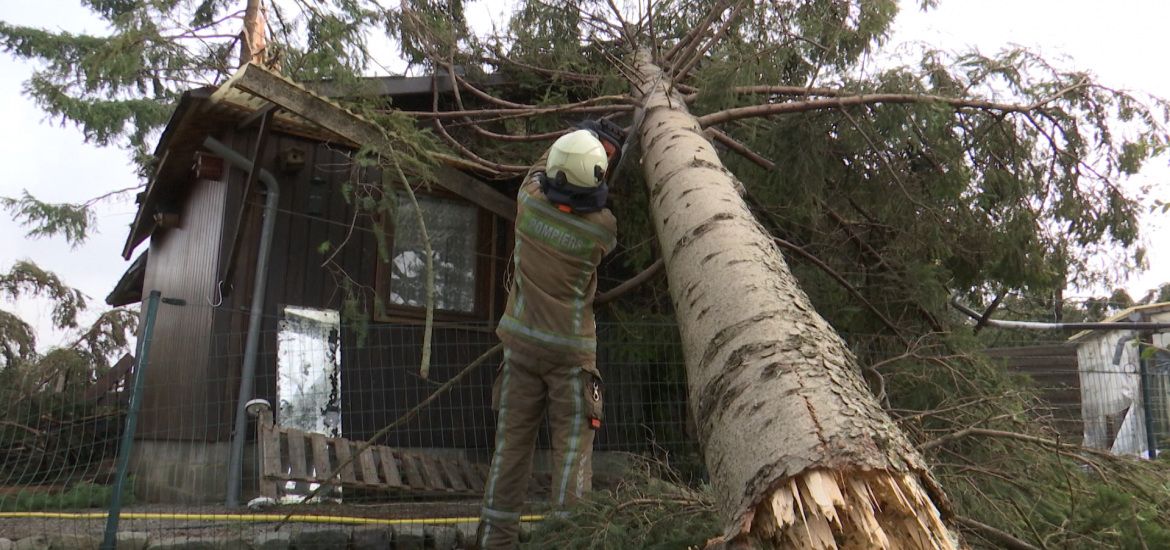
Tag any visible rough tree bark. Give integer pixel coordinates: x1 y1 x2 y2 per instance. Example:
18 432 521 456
631 52 955 549
240 0 268 67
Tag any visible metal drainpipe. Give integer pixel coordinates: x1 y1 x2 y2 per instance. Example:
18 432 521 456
203 137 281 507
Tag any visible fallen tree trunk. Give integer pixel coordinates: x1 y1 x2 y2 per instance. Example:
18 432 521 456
630 51 954 549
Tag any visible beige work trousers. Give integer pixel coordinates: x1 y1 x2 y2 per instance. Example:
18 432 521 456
476 349 603 550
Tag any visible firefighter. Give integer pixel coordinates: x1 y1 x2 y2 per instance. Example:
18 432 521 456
477 122 624 549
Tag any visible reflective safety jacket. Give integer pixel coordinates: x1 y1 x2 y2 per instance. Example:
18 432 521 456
496 157 617 365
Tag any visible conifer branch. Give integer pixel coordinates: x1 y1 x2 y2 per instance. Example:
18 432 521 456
479 52 601 83
443 66 567 143
697 86 1090 127
603 0 637 46
711 130 914 345
770 236 911 346
672 1 749 80
662 0 732 63
405 100 634 120
429 64 529 174
692 81 1095 126
708 127 945 332
685 84 846 102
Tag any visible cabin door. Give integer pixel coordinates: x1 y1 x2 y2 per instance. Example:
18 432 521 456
276 306 342 498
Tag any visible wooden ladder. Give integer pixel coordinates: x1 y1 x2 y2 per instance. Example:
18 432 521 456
255 409 488 498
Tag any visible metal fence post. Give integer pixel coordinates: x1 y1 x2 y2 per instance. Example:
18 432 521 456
101 290 162 550
1138 332 1158 460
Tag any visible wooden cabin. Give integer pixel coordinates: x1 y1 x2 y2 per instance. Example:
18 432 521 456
107 65 688 503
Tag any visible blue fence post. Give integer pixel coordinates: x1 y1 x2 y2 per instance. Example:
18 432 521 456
101 290 163 550
1139 332 1159 460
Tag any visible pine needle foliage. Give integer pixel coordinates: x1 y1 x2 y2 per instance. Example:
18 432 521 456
523 460 720 550
860 335 1170 549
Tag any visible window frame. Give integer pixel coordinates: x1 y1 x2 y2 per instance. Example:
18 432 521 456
372 186 501 324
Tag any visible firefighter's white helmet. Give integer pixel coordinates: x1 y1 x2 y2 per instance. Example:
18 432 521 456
546 129 608 188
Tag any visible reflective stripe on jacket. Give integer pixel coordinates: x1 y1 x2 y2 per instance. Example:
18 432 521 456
495 156 617 364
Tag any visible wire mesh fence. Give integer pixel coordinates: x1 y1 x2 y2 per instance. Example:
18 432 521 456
0 297 697 547
2 295 1168 547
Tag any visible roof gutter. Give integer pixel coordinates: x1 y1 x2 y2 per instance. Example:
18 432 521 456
202 136 281 507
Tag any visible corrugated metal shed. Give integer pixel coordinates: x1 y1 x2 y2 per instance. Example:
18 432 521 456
1070 302 1170 456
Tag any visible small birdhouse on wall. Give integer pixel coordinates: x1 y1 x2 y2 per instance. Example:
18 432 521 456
193 152 225 181
278 147 306 174
153 210 181 229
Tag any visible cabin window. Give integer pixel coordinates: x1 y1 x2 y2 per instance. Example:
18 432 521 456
376 191 496 321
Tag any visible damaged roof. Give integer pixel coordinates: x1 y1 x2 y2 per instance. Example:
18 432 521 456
120 64 515 260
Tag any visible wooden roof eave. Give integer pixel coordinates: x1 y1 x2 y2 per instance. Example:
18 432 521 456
120 87 216 260
213 63 517 221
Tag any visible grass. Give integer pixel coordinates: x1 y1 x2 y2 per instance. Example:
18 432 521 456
0 481 133 512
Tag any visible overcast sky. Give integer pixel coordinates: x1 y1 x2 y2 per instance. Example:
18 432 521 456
1 0 1167 351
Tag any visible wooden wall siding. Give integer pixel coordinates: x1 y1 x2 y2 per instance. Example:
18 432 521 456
985 344 1083 440
341 324 498 449
138 176 228 440
206 130 506 448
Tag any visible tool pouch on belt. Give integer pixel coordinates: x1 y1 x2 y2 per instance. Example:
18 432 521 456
583 367 604 430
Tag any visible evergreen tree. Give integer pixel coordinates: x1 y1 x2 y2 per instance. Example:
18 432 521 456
3 1 1169 547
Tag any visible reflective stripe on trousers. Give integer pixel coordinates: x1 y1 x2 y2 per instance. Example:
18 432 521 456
477 353 596 550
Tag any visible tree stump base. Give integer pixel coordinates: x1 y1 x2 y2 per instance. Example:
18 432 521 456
747 469 954 549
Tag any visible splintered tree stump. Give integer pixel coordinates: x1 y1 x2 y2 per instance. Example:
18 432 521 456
631 50 954 549
751 469 950 549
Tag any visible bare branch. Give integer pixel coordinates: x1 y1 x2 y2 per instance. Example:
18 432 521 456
82 185 145 207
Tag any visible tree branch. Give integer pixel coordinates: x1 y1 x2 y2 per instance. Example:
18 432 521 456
953 516 1042 550
596 258 664 304
709 127 936 339
430 119 530 174
696 88 1086 128
685 84 846 103
771 236 910 346
672 1 749 80
480 51 600 83
447 68 570 142
919 427 1113 456
662 0 732 63
405 101 634 120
